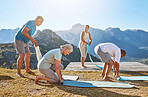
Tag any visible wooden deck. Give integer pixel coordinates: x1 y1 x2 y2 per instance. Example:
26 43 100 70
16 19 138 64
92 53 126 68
64 62 148 72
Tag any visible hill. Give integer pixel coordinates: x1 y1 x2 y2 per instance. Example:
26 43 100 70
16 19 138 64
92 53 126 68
56 23 148 59
0 28 19 43
0 29 99 69
1 25 148 59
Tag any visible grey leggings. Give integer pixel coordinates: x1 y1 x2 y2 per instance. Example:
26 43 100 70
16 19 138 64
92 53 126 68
39 64 64 83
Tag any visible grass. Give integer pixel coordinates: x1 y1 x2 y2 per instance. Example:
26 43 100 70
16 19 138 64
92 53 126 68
0 68 148 97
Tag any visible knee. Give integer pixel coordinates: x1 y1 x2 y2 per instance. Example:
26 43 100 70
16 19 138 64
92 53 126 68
108 60 114 66
25 53 31 57
19 54 25 60
59 64 64 70
55 79 60 84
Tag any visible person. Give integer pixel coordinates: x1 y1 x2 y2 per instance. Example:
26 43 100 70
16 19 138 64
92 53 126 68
35 44 73 84
94 43 126 80
79 25 92 68
14 16 44 77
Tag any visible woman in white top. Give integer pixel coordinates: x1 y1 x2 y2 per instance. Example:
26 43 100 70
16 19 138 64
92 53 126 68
35 44 73 84
79 25 92 68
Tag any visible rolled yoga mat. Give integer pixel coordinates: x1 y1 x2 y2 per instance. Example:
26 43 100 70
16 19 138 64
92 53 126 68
118 76 148 81
63 80 134 88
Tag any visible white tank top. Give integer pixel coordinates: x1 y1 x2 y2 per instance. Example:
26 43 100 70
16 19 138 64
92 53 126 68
79 31 89 45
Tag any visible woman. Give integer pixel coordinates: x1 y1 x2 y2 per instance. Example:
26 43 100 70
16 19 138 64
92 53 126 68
79 25 92 68
35 44 73 84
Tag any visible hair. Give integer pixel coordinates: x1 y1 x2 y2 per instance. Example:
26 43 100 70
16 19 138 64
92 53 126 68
60 44 73 52
121 49 126 56
35 16 44 22
85 25 90 28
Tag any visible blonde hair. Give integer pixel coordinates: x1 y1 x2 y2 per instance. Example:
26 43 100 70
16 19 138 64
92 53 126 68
60 44 73 52
35 16 44 22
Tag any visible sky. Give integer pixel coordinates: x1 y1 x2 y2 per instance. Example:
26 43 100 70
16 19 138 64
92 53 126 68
0 0 148 31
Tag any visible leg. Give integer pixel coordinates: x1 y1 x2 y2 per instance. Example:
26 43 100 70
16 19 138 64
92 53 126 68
36 68 59 84
79 43 87 68
35 75 50 84
24 45 34 74
81 57 87 68
25 53 30 72
112 61 117 77
14 39 26 77
103 60 114 80
50 64 64 71
25 53 34 73
100 62 108 77
50 64 64 77
115 62 120 78
17 54 25 76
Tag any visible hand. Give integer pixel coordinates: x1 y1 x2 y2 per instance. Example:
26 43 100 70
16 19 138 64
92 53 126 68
89 42 91 46
61 77 64 80
34 41 38 47
59 78 64 84
30 39 38 47
61 78 64 82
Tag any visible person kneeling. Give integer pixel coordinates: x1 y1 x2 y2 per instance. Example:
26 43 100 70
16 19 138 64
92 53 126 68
35 44 73 84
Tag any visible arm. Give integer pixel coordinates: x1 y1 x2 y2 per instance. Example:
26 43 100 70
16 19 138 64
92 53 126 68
22 27 38 47
81 31 88 44
88 32 92 45
55 59 63 82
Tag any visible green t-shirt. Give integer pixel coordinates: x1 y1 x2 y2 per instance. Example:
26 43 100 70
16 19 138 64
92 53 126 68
38 49 62 69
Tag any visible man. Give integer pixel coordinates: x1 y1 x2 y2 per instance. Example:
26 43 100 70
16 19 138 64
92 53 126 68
14 16 44 77
94 43 126 81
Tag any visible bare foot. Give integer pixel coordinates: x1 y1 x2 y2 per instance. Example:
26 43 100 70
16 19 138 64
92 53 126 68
103 76 110 81
16 73 25 78
81 65 87 68
100 73 105 77
26 70 35 74
35 75 39 84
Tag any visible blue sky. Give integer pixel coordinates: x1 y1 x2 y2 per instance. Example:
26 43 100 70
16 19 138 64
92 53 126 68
0 0 148 31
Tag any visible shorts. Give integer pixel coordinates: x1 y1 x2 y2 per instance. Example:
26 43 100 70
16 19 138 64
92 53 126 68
94 46 111 63
14 39 30 54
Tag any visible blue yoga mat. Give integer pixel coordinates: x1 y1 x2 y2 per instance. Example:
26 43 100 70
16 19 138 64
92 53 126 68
118 76 148 81
63 80 134 88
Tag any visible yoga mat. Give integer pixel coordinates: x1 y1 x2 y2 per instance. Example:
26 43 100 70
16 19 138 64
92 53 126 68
87 44 103 69
63 80 134 88
118 76 148 81
34 46 42 62
62 75 79 81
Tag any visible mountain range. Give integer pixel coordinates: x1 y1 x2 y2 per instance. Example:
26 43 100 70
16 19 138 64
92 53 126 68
0 28 19 43
55 23 148 59
0 23 148 59
0 29 99 69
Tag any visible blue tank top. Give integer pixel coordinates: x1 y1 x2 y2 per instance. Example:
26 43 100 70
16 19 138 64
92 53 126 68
15 20 36 44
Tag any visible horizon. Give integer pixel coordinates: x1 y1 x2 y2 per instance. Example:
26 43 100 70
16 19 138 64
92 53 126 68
0 0 148 31
0 23 148 32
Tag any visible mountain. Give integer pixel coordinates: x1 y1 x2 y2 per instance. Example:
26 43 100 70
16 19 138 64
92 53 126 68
55 24 148 59
0 29 99 69
0 28 19 43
